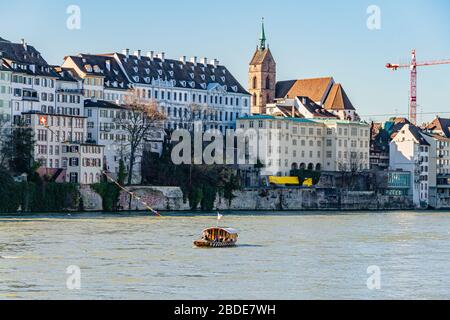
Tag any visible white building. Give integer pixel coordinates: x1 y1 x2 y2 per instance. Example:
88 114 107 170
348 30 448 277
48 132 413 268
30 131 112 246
22 111 104 184
389 124 433 207
62 142 104 184
84 99 157 184
236 115 370 176
63 51 251 132
0 58 12 120
0 38 59 123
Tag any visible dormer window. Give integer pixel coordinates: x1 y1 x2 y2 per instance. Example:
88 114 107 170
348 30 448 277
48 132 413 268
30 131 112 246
93 65 101 73
85 65 92 72
133 67 138 73
134 76 139 82
169 71 174 77
145 68 150 74
232 86 237 92
221 76 225 82
201 83 206 89
201 74 205 80
211 75 215 81
145 77 151 83
134 59 138 65
190 73 194 79
113 70 119 75
180 81 186 87
190 81 195 88
158 70 162 76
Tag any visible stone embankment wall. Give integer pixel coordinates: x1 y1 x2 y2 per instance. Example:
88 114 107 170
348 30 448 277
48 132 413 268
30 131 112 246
80 186 414 212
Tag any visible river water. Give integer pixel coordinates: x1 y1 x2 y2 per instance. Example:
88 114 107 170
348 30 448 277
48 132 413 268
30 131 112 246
0 211 449 300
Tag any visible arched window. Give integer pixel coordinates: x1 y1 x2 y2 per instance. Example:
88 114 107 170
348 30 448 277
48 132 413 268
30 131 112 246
252 76 257 89
266 76 271 89
315 163 322 172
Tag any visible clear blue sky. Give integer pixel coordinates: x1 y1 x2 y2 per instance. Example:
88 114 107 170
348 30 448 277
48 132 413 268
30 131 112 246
1 0 449 123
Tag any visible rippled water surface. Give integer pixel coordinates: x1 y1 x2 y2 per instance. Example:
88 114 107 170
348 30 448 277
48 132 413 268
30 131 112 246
1 211 450 299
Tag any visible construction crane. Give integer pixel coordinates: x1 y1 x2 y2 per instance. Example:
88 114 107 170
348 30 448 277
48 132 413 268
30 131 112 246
386 50 450 125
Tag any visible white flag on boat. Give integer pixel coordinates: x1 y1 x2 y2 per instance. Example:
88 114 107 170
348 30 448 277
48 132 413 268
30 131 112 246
217 212 223 220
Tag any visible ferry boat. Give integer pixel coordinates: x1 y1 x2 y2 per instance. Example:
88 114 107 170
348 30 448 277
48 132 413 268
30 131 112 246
193 227 238 248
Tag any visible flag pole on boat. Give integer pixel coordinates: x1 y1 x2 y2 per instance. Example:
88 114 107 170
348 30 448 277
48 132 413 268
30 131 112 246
102 171 161 216
217 210 223 227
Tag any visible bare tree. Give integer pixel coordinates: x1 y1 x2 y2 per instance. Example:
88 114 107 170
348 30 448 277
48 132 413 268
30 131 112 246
114 89 166 185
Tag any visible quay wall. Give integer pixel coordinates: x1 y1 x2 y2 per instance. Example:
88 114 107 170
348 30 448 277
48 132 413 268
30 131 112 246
80 186 414 212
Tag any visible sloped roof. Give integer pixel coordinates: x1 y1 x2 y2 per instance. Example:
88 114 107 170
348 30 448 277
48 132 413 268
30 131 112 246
396 123 429 146
0 59 11 71
424 117 450 138
272 105 303 118
111 52 248 95
0 40 57 77
249 47 274 66
323 83 355 111
0 37 10 43
52 66 79 82
297 96 338 119
84 99 125 110
65 54 131 90
275 77 334 103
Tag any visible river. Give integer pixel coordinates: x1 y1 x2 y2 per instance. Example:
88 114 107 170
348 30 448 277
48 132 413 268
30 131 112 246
0 211 449 300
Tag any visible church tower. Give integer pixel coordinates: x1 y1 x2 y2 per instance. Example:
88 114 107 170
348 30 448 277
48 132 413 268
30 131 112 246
248 18 276 114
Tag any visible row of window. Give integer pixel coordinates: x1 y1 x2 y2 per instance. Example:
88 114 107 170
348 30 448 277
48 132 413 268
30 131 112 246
12 75 55 88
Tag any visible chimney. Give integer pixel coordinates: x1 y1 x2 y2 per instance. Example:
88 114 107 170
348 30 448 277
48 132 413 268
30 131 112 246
179 56 186 64
21 38 28 51
147 51 154 60
201 57 208 66
190 56 198 66
211 59 219 67
122 48 130 58
159 52 165 62
134 50 142 59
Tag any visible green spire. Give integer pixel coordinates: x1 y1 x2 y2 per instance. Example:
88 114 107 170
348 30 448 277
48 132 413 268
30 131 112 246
259 17 266 50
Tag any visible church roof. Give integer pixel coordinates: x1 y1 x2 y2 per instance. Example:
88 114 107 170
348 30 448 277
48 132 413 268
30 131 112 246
323 83 355 111
249 47 274 66
275 77 334 103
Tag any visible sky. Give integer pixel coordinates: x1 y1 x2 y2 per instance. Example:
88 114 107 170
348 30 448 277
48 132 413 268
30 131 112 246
1 0 449 123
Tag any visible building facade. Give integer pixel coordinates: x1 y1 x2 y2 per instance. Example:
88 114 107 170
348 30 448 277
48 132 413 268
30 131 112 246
237 115 370 176
389 124 432 207
63 51 251 133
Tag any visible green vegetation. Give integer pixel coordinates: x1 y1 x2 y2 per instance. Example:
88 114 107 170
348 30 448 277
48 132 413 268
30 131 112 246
0 168 79 213
90 159 127 212
290 169 322 186
142 138 241 211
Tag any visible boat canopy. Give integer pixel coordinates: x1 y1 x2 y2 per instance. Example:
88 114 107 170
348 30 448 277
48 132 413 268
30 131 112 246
203 227 238 235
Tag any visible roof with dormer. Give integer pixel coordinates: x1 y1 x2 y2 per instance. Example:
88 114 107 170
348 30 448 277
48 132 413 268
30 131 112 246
109 52 248 95
0 39 58 77
64 54 131 91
